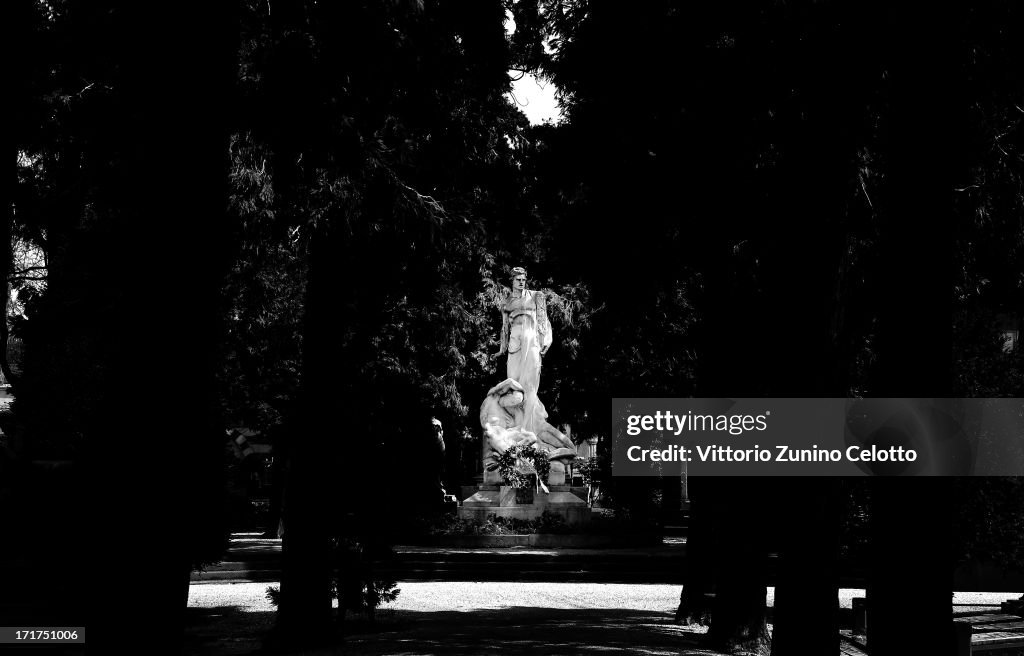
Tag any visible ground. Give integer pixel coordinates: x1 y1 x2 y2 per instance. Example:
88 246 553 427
185 581 1019 655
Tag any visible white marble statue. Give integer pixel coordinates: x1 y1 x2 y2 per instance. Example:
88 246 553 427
482 267 575 484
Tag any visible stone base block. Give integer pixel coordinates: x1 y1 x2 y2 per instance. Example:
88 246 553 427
458 503 591 525
458 484 591 525
462 488 500 507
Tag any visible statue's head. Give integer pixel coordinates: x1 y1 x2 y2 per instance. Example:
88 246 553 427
511 266 527 294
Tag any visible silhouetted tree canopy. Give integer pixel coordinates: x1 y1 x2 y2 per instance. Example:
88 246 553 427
5 0 1024 653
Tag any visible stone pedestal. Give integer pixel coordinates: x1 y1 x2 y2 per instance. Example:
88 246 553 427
458 484 590 525
548 461 566 486
462 484 500 507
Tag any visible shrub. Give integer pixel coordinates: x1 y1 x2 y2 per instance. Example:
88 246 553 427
264 538 402 623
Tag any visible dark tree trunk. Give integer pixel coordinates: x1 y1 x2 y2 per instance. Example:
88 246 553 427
761 151 852 655
770 479 841 656
764 245 844 656
274 229 342 645
676 243 732 626
680 242 773 652
255 2 343 642
676 476 715 624
82 3 237 653
660 472 682 526
865 5 965 655
707 481 772 655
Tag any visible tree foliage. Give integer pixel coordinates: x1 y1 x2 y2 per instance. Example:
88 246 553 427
8 0 1024 652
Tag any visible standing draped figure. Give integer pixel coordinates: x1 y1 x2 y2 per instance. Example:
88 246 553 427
500 277 551 435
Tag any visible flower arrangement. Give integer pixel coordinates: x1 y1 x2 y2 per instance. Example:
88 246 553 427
487 443 551 490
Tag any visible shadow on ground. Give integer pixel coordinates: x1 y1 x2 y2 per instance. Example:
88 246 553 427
185 606 721 655
185 606 275 655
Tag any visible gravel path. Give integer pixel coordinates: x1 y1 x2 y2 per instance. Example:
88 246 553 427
185 582 1022 655
188 581 1021 613
186 581 707 655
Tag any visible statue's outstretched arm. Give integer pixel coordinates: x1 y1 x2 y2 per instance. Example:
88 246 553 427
536 291 552 353
499 304 509 355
